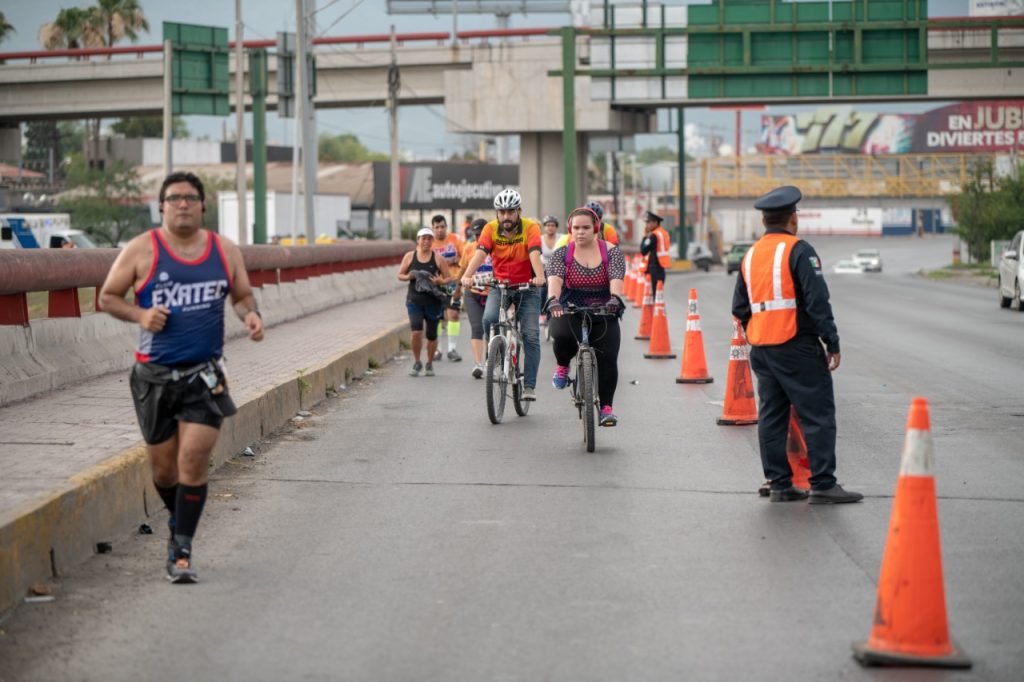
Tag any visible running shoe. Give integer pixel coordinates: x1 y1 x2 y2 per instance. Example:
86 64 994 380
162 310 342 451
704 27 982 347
425 363 435 377
472 364 484 379
522 387 537 401
447 349 462 362
551 365 570 390
166 546 198 584
433 349 443 362
409 362 423 377
599 406 618 427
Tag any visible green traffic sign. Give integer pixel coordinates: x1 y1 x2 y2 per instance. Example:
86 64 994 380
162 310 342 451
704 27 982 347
163 21 230 116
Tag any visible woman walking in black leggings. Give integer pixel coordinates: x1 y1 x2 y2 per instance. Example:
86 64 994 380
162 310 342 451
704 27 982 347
544 207 626 426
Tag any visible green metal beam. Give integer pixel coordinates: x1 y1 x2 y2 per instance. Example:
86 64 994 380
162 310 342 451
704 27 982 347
561 26 577 217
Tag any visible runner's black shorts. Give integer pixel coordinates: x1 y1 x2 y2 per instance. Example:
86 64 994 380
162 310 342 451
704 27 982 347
129 363 228 445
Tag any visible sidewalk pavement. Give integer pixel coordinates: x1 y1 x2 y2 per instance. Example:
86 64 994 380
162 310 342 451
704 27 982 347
0 290 409 614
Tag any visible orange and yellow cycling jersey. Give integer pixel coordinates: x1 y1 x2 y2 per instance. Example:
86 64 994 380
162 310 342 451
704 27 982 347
432 232 463 278
477 217 542 284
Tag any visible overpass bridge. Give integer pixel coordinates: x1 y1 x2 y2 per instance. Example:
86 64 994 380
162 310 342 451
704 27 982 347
1 17 1022 219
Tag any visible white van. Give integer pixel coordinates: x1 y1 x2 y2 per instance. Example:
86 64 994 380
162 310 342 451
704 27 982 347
998 230 1024 311
0 214 97 249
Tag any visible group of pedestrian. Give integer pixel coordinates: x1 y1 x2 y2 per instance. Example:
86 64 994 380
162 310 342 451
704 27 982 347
96 169 860 586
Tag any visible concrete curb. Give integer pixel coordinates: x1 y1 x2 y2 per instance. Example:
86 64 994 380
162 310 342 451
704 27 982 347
0 321 407 615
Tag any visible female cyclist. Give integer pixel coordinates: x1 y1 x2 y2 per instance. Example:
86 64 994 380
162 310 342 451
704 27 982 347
544 207 626 426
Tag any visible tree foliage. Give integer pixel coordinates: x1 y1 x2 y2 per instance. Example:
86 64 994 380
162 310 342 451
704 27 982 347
950 160 1024 261
60 156 147 245
318 133 388 163
21 121 85 179
0 12 16 45
110 116 189 139
39 0 149 49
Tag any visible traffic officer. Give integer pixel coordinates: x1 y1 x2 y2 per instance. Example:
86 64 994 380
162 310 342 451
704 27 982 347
732 185 862 504
640 211 671 292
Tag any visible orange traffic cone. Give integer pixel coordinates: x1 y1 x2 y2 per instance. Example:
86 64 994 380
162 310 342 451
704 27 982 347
644 282 676 359
635 279 653 340
675 288 713 384
852 397 971 669
624 257 638 301
786 407 811 489
757 407 811 496
716 319 757 425
633 258 646 308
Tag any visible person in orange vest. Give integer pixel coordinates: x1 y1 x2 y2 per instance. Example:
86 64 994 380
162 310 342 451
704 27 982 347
639 211 671 292
732 185 862 504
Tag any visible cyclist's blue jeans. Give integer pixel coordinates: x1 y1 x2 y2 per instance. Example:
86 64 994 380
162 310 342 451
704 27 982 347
483 286 541 389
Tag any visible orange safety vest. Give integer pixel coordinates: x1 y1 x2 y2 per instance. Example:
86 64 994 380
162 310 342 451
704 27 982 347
643 226 672 272
742 232 799 346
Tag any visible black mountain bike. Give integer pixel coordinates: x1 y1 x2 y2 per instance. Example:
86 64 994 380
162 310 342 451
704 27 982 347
561 303 616 452
486 281 533 424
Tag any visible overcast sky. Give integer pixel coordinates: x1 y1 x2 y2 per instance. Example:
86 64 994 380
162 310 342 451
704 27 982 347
1 0 972 159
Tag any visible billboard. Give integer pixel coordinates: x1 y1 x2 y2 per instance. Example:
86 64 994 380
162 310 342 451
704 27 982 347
759 100 1024 155
970 0 1024 16
372 162 518 210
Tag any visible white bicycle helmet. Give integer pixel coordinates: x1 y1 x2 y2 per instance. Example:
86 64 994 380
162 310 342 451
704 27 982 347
493 188 522 210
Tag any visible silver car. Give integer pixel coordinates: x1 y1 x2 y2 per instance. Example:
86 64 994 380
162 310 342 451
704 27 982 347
852 248 882 272
998 229 1024 311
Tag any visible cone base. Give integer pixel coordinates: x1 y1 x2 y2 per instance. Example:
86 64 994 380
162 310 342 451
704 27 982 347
717 416 757 425
676 377 714 384
634 335 650 341
644 353 677 359
852 641 972 670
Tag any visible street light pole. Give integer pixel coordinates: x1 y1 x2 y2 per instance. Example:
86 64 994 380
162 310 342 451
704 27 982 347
388 25 401 241
234 0 248 245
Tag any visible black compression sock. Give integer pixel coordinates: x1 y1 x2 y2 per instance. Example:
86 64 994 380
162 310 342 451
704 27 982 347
174 483 208 547
155 483 178 515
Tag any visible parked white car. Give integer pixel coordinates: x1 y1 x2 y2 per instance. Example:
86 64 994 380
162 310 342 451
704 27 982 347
833 259 866 274
998 230 1024 311
852 248 882 272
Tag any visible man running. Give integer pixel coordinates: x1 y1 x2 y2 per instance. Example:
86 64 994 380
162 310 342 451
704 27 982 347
461 188 545 401
99 171 264 583
431 214 464 363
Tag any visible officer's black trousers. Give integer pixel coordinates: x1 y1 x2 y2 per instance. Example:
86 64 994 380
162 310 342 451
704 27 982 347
749 336 837 491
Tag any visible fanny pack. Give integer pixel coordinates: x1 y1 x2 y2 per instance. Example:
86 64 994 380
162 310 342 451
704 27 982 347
134 358 238 417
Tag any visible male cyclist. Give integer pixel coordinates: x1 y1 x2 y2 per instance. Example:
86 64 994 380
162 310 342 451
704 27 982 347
555 201 619 248
461 188 545 401
431 214 464 362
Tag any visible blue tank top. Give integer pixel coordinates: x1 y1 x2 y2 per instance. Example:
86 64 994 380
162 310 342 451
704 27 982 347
135 229 232 366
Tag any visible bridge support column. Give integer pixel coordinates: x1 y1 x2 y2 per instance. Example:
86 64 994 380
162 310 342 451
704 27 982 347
0 124 20 167
519 132 584 223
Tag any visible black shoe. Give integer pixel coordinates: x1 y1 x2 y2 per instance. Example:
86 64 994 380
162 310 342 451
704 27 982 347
166 546 198 584
769 486 809 502
757 481 770 497
809 484 863 505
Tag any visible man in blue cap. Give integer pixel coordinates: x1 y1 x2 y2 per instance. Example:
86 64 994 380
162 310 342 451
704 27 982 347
732 185 862 504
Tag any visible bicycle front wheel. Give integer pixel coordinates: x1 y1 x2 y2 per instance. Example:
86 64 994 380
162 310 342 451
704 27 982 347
486 335 508 424
578 348 596 452
512 334 530 417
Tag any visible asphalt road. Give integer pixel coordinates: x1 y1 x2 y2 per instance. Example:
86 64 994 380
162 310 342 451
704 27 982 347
2 234 1022 681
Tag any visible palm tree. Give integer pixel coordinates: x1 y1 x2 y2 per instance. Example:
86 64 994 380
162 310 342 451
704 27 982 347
0 12 16 46
38 7 103 50
93 0 149 47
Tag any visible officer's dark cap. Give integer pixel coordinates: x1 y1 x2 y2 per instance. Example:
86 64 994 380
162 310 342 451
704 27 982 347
645 211 663 223
754 185 802 216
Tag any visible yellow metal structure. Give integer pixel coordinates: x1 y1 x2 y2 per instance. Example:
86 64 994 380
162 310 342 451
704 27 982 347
688 153 987 199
